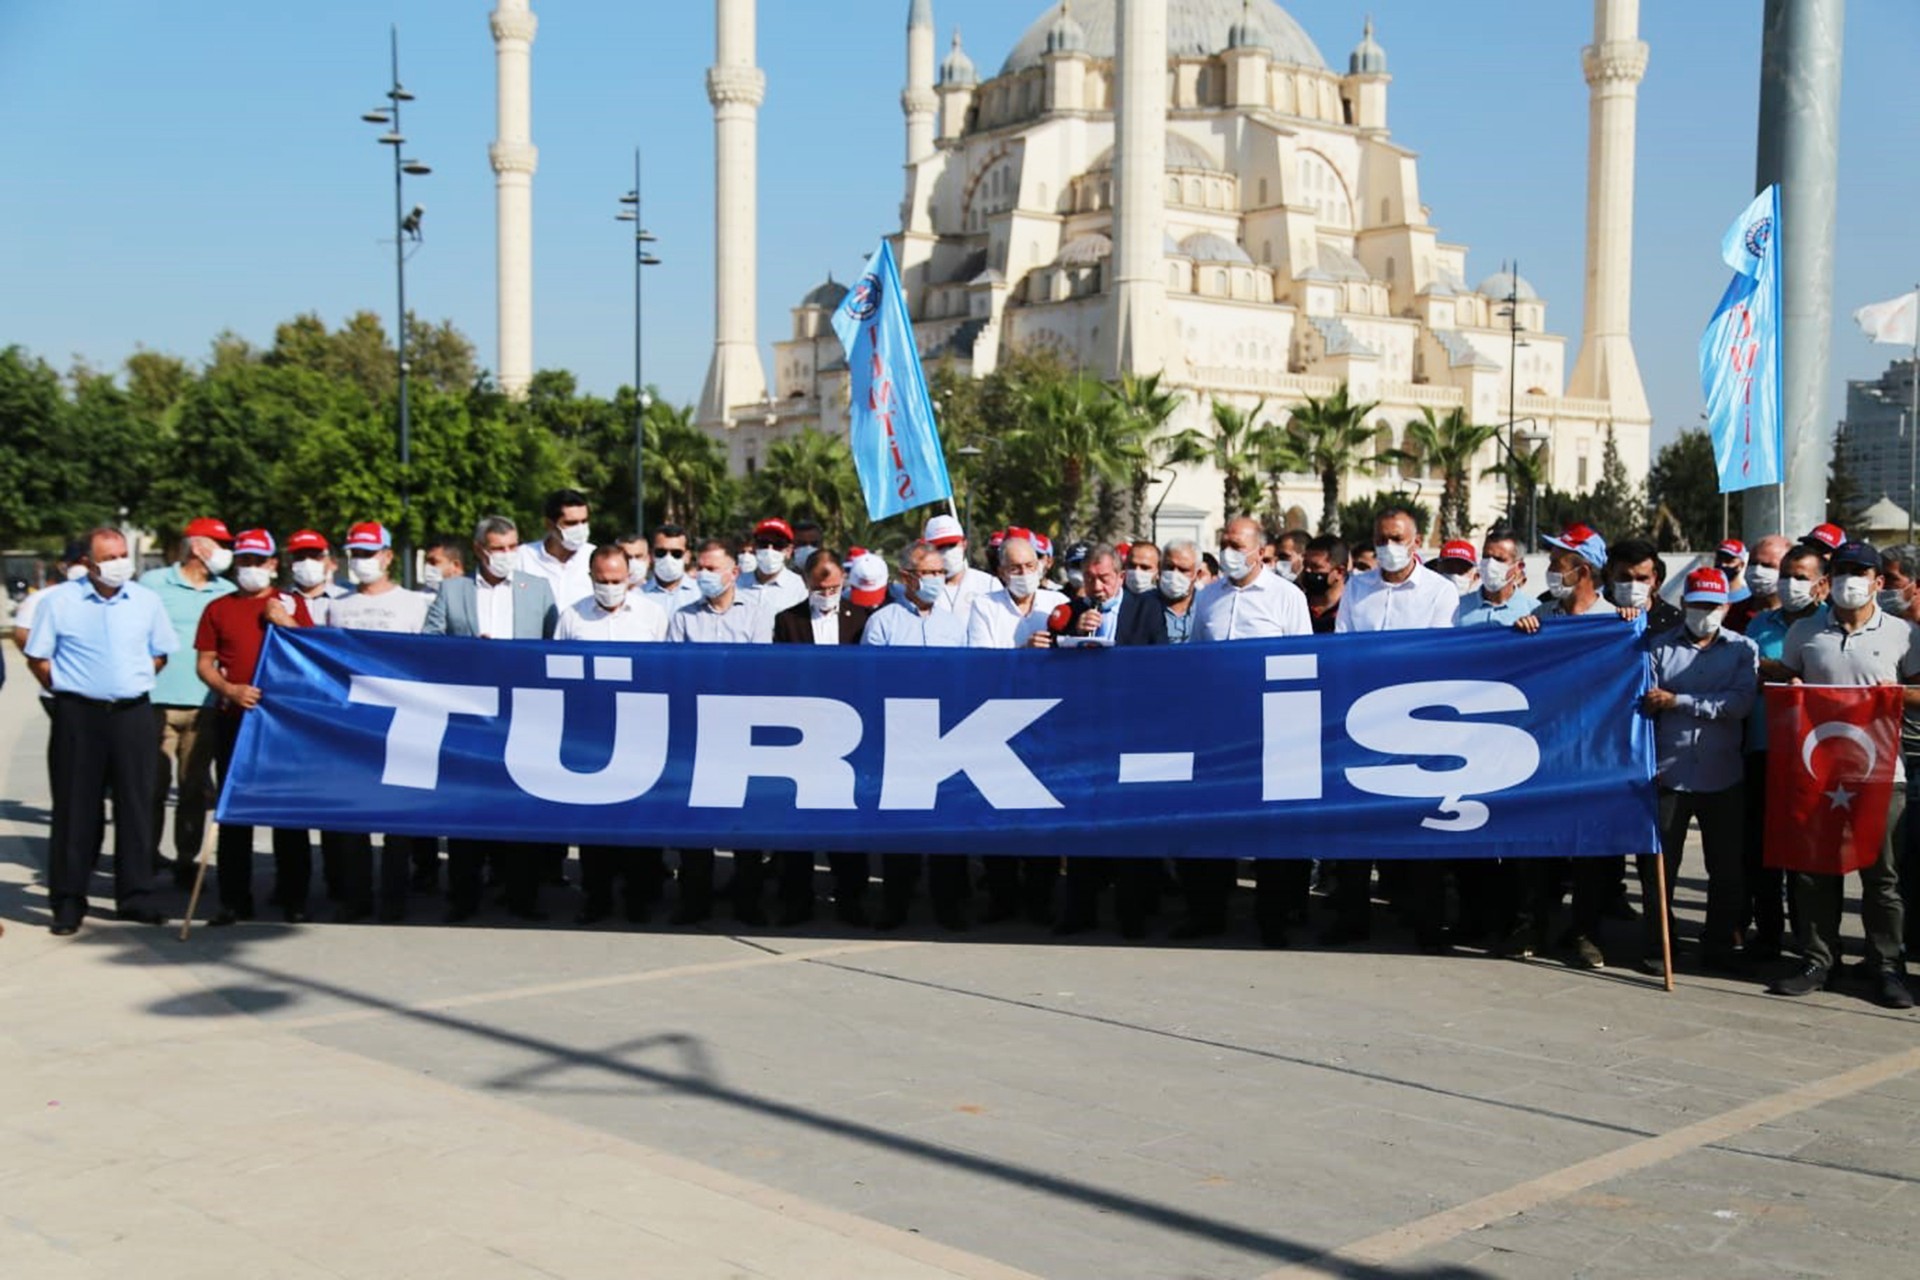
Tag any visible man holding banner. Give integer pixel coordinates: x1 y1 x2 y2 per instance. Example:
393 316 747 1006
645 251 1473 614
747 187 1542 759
1770 541 1917 1008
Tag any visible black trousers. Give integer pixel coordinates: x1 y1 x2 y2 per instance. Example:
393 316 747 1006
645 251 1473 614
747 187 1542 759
1177 857 1309 935
210 714 310 914
47 694 158 924
678 849 765 917
1330 859 1448 941
1640 784 1745 957
983 855 1057 923
580 845 666 915
336 833 421 916
881 853 970 922
775 850 867 914
448 839 541 915
1739 753 1787 950
1060 857 1158 934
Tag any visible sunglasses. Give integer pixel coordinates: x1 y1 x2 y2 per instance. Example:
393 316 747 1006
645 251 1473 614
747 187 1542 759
652 547 686 559
753 538 791 550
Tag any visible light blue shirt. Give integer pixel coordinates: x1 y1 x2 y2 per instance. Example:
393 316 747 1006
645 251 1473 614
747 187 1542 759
1744 603 1826 752
1454 589 1540 629
24 579 178 700
643 577 702 612
1164 602 1194 645
862 601 968 647
1648 628 1759 792
1094 596 1122 642
139 563 235 705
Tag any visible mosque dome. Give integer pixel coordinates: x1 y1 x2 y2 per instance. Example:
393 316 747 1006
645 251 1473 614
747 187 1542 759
1001 0 1326 75
799 276 849 309
1348 17 1386 75
1477 268 1539 302
1088 131 1223 174
939 29 978 86
1179 232 1254 265
1044 4 1088 55
1054 233 1113 267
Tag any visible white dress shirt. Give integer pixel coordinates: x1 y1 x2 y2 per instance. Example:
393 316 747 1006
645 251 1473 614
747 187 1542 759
519 539 594 609
475 572 515 639
967 587 1069 649
1192 567 1311 641
939 566 1000 616
1335 563 1460 632
554 592 668 642
810 602 841 645
665 592 774 644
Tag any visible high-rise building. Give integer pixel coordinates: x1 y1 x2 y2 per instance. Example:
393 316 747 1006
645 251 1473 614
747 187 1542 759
1838 358 1920 521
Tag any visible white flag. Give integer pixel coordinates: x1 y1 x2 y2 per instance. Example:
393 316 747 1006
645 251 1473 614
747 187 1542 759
1854 291 1919 346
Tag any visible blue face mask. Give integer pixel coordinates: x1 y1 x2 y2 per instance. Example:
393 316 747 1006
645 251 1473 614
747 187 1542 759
914 574 944 605
696 569 729 600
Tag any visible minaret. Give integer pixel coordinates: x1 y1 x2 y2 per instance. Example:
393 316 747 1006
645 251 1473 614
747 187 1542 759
489 1 537 397
699 0 770 426
904 1 936 166
1567 0 1650 421
1109 0 1167 377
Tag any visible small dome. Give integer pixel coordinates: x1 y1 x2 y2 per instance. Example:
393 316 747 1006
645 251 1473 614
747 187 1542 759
1002 0 1326 75
800 276 848 309
1227 0 1266 49
1179 231 1253 265
939 28 978 86
1054 232 1112 267
1088 132 1222 174
1477 267 1538 302
1348 17 1386 75
1045 3 1088 54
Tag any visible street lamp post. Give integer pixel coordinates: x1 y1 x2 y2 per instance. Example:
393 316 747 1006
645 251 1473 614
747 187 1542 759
954 444 983 543
1495 262 1532 530
361 26 430 583
617 149 662 531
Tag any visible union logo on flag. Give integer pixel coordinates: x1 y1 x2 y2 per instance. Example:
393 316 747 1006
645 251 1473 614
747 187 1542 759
1763 684 1903 875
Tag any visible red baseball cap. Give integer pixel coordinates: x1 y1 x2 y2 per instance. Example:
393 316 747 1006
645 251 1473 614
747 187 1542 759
1683 567 1730 605
345 522 391 551
1717 539 1747 562
753 517 794 543
285 529 330 553
184 517 233 543
1437 539 1478 567
1543 522 1608 569
232 529 275 557
1802 522 1845 551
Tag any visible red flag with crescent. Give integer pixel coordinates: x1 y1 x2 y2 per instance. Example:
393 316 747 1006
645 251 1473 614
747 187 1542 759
1764 684 1904 875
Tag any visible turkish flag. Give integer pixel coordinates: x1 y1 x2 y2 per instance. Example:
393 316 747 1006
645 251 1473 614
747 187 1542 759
1764 684 1904 875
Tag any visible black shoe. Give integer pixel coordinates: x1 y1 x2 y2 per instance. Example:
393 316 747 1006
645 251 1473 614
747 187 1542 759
1566 935 1606 970
835 901 869 928
1316 923 1371 948
1874 968 1916 1010
443 905 477 924
1416 929 1454 956
668 902 710 926
49 922 79 937
1768 962 1832 997
1494 924 1538 960
776 904 815 927
283 908 310 924
1697 949 1751 977
733 902 768 928
120 907 168 926
874 906 908 931
409 867 438 892
1169 917 1224 941
932 905 969 932
624 902 652 925
575 905 610 926
507 905 549 923
208 908 240 928
1052 911 1097 937
1259 921 1290 949
1635 954 1665 976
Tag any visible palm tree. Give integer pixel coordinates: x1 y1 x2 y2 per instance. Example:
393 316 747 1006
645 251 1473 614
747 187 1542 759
1482 438 1550 544
747 428 867 545
643 400 732 529
1284 384 1383 536
1004 373 1135 546
1166 397 1276 519
1108 371 1182 534
1404 406 1503 539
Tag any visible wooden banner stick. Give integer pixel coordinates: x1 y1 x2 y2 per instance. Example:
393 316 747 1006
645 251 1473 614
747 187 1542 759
1653 850 1676 993
178 816 218 942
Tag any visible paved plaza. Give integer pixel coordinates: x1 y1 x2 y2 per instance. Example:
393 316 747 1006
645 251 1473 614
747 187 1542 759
3 651 1917 1279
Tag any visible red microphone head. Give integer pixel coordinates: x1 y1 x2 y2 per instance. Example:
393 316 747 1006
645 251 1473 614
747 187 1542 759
1047 602 1075 635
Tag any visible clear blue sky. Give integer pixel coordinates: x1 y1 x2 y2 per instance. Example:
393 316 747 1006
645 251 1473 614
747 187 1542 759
3 1 1916 450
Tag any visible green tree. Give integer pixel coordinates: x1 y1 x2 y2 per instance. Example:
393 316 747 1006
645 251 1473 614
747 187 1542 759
1585 426 1646 540
1108 371 1183 536
1004 370 1131 546
1166 397 1274 519
0 345 69 544
644 400 735 533
1482 439 1551 542
1337 490 1432 542
1646 429 1738 550
1404 407 1501 540
1285 384 1383 535
65 362 164 533
745 428 871 547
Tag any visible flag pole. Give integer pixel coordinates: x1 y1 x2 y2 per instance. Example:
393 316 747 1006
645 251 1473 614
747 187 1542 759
1653 849 1675 993
178 817 218 942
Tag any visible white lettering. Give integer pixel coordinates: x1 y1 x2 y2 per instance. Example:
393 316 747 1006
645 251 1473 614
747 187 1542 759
880 698 1062 810
504 689 669 804
1262 690 1323 801
1343 681 1540 828
347 676 500 790
688 695 862 809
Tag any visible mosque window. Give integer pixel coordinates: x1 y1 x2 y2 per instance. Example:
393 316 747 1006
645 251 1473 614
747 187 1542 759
1381 197 1392 223
1259 177 1269 205
1385 256 1395 281
1262 240 1272 264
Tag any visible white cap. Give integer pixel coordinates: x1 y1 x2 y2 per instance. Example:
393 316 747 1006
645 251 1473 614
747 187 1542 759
923 513 965 545
849 553 889 592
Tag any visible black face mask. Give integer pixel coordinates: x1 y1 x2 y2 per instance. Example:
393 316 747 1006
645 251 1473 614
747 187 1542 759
1300 571 1333 596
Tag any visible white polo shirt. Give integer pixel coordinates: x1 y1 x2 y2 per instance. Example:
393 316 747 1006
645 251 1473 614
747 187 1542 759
519 538 594 610
1192 567 1311 641
967 587 1068 649
1335 564 1460 632
555 593 669 643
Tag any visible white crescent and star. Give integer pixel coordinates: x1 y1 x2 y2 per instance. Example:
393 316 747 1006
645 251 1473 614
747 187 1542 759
1801 721 1880 778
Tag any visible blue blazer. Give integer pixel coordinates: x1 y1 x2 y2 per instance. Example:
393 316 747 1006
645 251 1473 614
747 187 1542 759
424 573 557 640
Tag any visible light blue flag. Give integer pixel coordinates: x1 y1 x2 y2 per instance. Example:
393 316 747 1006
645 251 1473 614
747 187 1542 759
1699 185 1784 493
832 240 954 521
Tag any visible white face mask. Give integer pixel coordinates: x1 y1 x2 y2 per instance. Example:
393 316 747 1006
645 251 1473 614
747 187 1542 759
653 554 686 584
697 569 730 600
941 545 967 576
1005 570 1039 600
1445 572 1477 596
65 564 90 581
93 557 133 589
1275 560 1299 582
755 547 787 577
1124 567 1156 595
484 548 519 580
236 565 274 593
592 581 628 611
201 543 234 576
419 563 444 589
627 558 650 587
1221 547 1255 582
1832 574 1873 611
291 559 328 590
1478 557 1511 592
914 573 945 605
810 589 841 614
1607 580 1650 609
1879 588 1910 616
1746 564 1779 596
792 545 816 571
735 553 756 577
558 523 590 551
348 555 386 586
1782 578 1817 612
1684 606 1727 639
1545 570 1573 600
1374 542 1414 574
1158 569 1193 600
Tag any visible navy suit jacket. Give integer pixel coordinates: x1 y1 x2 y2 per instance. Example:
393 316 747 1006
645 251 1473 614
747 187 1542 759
1115 590 1170 646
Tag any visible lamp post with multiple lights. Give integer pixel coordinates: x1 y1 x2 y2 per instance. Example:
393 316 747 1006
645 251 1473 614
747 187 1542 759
361 26 430 580
616 149 662 529
1495 262 1532 530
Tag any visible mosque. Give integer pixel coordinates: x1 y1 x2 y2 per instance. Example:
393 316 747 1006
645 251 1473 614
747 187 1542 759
492 0 1656 544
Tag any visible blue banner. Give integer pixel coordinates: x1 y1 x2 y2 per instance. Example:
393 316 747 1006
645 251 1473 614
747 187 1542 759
1700 184 1784 493
832 240 954 521
219 622 1658 860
